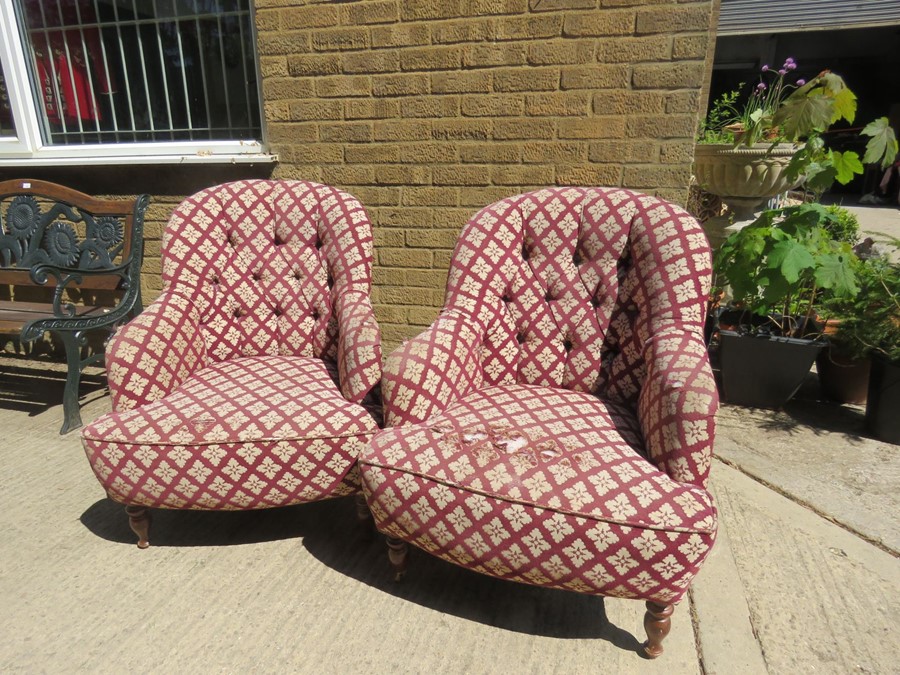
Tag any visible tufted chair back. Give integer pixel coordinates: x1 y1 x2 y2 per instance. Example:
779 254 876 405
161 179 373 364
443 187 713 405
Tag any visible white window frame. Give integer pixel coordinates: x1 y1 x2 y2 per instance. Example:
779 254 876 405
0 2 275 167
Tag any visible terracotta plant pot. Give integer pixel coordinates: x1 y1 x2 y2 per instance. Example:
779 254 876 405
816 346 870 405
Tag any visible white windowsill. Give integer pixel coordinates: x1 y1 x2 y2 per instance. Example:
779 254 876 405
0 152 279 167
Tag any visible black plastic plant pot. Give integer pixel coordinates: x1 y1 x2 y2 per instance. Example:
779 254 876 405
718 330 822 408
865 356 900 445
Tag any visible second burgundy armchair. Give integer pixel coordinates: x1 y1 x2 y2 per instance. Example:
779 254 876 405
358 187 719 658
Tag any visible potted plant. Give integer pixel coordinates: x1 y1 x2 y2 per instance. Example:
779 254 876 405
695 59 898 246
812 207 870 404
821 244 900 443
713 203 861 408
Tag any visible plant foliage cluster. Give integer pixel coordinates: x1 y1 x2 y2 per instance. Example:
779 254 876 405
699 59 898 196
714 204 860 337
822 240 900 363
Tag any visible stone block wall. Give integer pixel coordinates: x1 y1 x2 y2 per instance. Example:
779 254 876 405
257 0 718 347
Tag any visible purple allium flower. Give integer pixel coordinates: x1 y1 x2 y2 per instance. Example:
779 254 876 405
761 64 769 72
796 79 806 86
778 69 787 76
784 57 795 66
756 82 767 91
785 62 797 71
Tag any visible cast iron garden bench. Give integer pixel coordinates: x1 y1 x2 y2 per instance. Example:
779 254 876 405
0 179 149 433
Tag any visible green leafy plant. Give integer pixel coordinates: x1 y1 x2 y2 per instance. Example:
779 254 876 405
714 203 861 337
821 241 900 362
699 60 898 194
698 86 744 144
822 204 860 245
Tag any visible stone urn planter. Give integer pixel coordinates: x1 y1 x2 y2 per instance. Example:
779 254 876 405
693 143 800 248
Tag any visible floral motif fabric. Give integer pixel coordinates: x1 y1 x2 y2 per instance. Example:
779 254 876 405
363 385 716 604
82 180 381 512
85 356 376 509
363 187 718 603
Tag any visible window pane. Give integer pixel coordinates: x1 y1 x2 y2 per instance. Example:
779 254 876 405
15 0 261 145
0 65 16 137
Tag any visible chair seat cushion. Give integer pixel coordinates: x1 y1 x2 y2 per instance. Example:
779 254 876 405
83 356 378 510
359 384 716 603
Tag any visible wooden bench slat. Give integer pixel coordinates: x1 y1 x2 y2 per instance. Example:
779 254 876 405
0 269 121 290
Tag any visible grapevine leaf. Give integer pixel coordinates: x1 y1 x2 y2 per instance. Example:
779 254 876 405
862 117 900 169
831 150 864 185
768 239 815 283
814 253 859 297
773 91 833 140
831 87 857 124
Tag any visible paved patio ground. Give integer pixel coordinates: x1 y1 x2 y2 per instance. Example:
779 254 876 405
1 351 898 674
1 200 898 673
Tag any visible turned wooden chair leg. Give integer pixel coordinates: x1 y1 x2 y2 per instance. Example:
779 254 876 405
125 505 151 549
386 536 408 582
643 601 675 658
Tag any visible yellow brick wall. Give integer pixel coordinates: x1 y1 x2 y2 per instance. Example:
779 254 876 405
257 0 718 349
0 1 718 355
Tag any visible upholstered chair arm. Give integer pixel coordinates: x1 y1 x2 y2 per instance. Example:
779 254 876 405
105 290 209 412
637 328 718 489
382 309 485 427
334 289 382 403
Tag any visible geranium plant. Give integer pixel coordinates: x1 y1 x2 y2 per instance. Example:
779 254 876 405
699 59 898 194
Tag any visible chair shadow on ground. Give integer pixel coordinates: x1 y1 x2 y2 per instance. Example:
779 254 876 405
80 495 645 653
0 357 106 418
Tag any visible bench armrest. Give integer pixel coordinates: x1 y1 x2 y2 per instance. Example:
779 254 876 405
20 262 142 341
105 290 208 412
637 329 718 489
334 289 382 404
382 309 485 427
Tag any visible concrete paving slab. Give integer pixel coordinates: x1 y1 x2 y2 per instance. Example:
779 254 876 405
0 383 701 674
690 476 768 675
715 399 900 555
708 462 900 675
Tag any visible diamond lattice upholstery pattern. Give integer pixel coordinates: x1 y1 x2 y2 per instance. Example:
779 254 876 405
361 187 718 605
81 180 381 517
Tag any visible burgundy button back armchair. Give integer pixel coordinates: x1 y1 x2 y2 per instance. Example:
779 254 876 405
81 180 381 547
358 188 718 658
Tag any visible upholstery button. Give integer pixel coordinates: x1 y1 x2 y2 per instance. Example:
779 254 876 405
326 275 334 288
501 294 511 303
251 272 260 281
273 236 281 246
516 332 525 344
315 239 323 250
521 245 530 261
563 339 573 352
312 309 320 320
591 297 600 308
273 307 282 317
233 308 243 318
294 271 302 280
211 274 219 284
544 290 553 302
573 252 582 266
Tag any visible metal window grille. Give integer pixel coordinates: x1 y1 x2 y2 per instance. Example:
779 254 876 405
13 0 261 146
